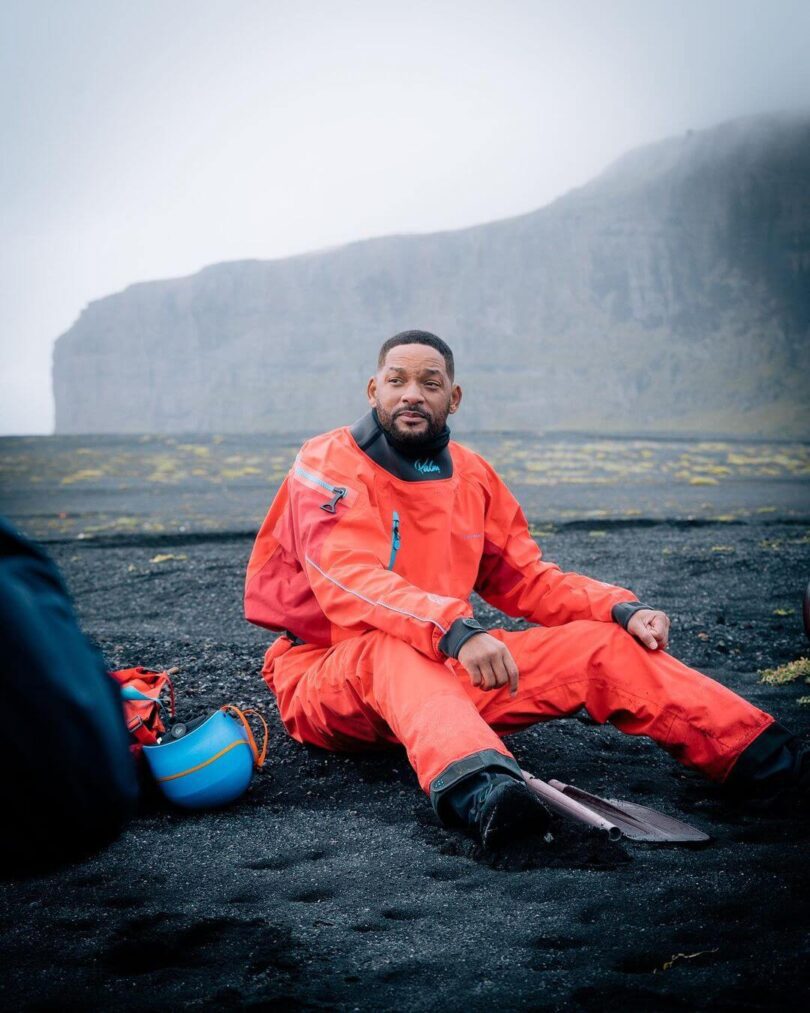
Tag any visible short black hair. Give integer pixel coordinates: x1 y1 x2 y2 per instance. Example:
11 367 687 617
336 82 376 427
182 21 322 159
377 330 455 380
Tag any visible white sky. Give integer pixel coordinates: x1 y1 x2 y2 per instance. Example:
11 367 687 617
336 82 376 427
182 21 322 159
2 0 809 434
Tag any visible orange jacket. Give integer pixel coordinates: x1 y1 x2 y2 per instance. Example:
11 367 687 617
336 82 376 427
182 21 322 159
245 416 638 661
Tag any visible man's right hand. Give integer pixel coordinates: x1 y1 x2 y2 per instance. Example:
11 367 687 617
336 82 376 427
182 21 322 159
457 633 519 696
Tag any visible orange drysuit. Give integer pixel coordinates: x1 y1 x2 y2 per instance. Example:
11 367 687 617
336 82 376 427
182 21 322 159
245 411 774 817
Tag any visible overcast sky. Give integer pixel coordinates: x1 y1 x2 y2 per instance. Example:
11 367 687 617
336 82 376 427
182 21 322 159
2 0 809 434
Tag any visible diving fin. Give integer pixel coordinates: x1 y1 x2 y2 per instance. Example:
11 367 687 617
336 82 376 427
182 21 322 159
523 771 711 844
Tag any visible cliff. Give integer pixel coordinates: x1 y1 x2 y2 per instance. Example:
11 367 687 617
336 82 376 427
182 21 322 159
53 112 810 436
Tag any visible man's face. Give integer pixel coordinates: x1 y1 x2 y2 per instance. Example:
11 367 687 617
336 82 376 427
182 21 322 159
367 343 462 445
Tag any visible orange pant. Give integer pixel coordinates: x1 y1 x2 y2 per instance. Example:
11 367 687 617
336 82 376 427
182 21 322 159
262 622 774 793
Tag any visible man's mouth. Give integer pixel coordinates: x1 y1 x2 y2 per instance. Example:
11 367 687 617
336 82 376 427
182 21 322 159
396 410 428 422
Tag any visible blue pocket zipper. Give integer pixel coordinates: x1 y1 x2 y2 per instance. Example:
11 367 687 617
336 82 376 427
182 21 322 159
387 511 401 570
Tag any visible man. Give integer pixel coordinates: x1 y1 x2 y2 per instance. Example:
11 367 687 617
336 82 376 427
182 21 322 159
245 330 807 849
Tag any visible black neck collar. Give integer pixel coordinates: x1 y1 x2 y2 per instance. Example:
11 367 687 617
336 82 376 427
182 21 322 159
349 410 454 482
371 407 450 459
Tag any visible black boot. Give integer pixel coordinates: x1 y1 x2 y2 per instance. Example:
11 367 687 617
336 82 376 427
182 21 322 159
477 776 552 849
444 770 551 849
723 722 809 810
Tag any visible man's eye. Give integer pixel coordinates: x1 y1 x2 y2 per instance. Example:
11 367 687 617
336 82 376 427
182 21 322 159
425 382 440 389
388 378 402 385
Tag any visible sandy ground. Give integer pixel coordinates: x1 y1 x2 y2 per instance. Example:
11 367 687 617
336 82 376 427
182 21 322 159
1 435 809 1010
2 432 808 541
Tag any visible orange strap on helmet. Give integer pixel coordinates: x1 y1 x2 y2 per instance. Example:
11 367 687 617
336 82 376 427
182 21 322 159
221 705 268 768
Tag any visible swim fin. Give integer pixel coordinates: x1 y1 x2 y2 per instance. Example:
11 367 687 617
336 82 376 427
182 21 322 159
522 771 711 844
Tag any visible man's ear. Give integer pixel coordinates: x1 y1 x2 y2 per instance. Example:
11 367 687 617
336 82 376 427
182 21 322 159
366 375 377 408
449 384 462 414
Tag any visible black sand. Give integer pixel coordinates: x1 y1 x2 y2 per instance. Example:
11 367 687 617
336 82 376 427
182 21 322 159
1 435 809 1010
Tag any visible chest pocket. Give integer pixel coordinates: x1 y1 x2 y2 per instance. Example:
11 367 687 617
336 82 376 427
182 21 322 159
384 486 486 599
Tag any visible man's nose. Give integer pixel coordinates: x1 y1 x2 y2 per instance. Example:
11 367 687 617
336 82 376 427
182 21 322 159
400 382 424 403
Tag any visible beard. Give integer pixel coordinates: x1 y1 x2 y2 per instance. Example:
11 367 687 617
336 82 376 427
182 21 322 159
374 399 450 447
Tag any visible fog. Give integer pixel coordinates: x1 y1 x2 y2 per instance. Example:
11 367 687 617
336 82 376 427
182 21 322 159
2 0 809 433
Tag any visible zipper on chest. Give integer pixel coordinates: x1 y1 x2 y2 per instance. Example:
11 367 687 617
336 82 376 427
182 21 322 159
387 511 401 570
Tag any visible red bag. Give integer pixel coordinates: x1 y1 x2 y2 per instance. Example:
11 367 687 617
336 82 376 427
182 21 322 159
109 666 176 758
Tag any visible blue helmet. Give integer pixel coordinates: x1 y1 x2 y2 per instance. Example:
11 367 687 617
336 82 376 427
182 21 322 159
143 706 267 809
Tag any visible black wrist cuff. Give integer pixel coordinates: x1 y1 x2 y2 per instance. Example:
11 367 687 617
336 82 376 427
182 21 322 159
438 617 487 659
611 601 655 629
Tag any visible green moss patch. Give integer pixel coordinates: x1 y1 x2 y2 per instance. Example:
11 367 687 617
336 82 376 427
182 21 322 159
759 658 810 685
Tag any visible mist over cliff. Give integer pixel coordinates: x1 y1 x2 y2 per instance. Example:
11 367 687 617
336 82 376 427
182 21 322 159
53 112 810 437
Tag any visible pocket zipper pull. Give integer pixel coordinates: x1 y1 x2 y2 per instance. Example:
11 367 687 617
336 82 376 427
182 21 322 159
320 487 347 513
388 511 401 570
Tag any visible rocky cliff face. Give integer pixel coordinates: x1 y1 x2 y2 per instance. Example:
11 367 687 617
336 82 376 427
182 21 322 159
53 112 810 436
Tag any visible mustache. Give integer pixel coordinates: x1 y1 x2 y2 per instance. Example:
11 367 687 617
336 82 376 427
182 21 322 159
395 407 430 419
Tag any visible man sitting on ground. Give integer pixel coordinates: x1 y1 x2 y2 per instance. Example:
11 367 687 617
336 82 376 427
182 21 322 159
245 330 807 848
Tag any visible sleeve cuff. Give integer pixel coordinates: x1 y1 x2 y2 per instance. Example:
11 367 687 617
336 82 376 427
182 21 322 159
611 601 655 629
438 617 488 658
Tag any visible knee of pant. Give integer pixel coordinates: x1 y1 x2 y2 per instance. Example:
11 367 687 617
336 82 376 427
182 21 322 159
360 631 439 686
571 619 629 649
603 619 640 647
363 629 424 663
580 619 641 667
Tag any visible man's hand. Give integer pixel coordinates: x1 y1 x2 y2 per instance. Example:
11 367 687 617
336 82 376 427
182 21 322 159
457 633 519 696
626 609 670 650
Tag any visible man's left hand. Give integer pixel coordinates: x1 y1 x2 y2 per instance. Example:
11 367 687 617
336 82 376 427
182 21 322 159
626 609 670 650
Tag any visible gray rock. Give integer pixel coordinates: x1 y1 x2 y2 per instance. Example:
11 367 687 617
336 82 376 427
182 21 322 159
53 112 810 437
